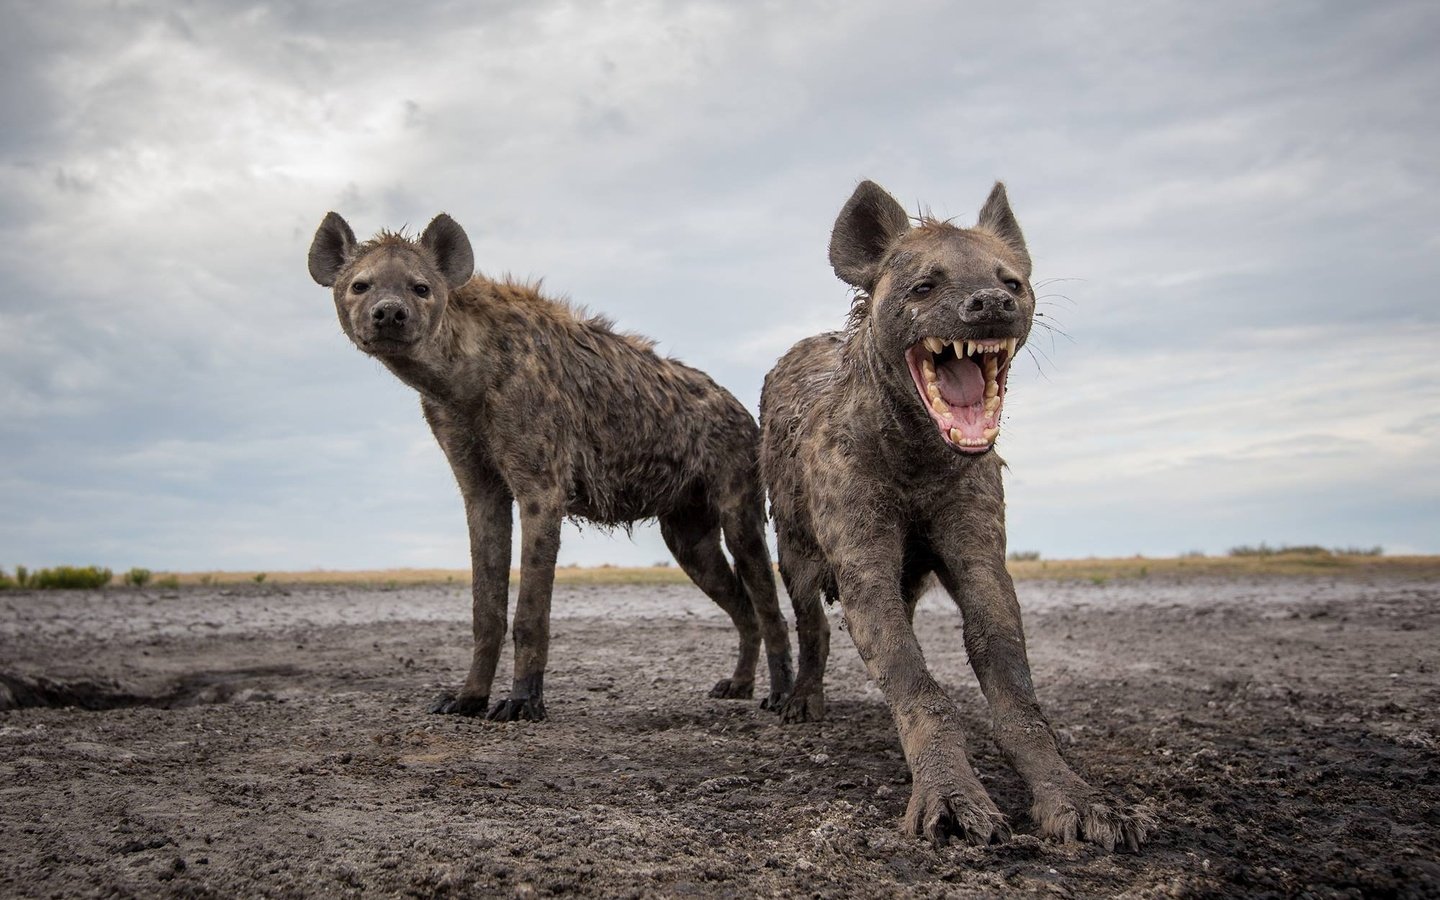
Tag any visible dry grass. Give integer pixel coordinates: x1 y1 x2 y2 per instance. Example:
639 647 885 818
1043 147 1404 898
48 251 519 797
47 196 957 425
154 554 1440 588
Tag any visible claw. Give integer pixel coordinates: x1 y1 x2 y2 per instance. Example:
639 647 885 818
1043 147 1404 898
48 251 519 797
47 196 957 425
428 692 489 717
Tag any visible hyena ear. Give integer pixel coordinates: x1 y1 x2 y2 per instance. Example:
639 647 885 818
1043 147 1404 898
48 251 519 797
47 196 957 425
308 212 356 287
975 182 1031 277
828 180 911 292
420 213 475 289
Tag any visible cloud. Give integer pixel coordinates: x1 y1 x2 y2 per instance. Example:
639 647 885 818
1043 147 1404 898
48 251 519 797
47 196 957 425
1 0 1438 570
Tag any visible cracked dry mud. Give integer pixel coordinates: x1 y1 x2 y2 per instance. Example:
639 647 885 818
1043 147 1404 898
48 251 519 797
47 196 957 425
1 574 1437 898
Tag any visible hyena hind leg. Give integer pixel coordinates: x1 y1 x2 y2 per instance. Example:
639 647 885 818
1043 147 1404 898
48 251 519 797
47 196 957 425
775 551 830 724
659 507 760 700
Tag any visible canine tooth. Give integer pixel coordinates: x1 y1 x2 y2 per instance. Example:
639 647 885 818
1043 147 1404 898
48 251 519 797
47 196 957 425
923 336 944 354
1005 337 1018 359
983 426 999 441
949 427 964 443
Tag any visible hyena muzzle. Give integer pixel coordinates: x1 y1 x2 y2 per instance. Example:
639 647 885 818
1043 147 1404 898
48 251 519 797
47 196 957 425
760 181 1154 849
308 212 794 721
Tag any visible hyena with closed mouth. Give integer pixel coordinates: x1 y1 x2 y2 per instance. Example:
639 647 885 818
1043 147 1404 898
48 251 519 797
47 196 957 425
308 212 793 720
761 181 1155 849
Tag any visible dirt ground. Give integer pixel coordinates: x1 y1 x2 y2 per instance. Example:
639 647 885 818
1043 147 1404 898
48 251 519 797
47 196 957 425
1 573 1436 898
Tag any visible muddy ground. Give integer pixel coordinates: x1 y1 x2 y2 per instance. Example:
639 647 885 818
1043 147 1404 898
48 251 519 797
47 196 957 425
1 573 1436 898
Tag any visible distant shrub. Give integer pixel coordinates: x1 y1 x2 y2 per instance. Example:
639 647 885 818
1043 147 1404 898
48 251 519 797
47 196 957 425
1333 546 1383 557
1008 550 1042 562
0 570 13 590
1180 550 1207 559
252 572 267 584
198 574 215 586
1228 543 1331 558
14 565 29 588
33 565 113 590
123 567 153 588
653 560 672 568
155 575 181 589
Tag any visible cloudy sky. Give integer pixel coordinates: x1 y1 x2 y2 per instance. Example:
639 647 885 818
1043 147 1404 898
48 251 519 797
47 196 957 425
2 0 1437 572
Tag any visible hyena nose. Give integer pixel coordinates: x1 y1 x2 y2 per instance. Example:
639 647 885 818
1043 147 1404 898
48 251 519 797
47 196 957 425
371 300 409 327
961 289 1019 322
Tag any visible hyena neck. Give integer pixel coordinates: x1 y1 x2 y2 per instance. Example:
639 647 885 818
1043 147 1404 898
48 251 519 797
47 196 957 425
378 309 495 407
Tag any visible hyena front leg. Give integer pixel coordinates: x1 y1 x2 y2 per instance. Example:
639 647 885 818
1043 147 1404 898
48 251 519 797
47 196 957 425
428 443 512 716
936 559 1155 851
487 490 564 722
836 562 1009 846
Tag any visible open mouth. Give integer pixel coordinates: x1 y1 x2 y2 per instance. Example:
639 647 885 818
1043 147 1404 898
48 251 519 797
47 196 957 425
905 336 1017 453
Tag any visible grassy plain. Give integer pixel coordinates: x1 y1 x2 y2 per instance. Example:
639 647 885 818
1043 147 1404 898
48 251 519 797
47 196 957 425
153 553 1440 588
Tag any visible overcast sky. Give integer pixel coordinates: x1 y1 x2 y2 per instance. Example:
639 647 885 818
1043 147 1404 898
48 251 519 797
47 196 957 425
2 0 1437 572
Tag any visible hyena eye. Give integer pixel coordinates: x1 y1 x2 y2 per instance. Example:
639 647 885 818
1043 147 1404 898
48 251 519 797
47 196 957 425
1001 277 1021 292
912 282 934 296
350 281 370 294
412 284 430 297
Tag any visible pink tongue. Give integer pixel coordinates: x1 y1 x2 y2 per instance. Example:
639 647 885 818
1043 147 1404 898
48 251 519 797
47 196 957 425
936 357 984 407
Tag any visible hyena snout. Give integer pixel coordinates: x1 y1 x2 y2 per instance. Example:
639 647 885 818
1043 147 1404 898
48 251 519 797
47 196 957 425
359 296 419 347
370 298 410 329
959 288 1021 326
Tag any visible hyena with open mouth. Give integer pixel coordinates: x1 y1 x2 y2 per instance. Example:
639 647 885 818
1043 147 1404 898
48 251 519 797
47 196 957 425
308 212 793 721
761 181 1154 849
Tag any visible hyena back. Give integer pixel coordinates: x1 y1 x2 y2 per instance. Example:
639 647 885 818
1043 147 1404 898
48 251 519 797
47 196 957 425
760 182 1154 849
308 212 794 720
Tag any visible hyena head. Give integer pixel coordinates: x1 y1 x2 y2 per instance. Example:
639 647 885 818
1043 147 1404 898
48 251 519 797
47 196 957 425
829 180 1034 455
307 212 475 359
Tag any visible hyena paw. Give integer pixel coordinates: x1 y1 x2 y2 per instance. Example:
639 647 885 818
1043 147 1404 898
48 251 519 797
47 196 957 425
759 688 790 711
486 695 547 722
1031 787 1156 852
708 678 755 700
777 686 826 724
428 692 489 717
904 777 1011 847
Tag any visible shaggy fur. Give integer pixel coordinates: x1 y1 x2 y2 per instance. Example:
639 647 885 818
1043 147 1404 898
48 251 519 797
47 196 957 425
308 212 793 720
760 182 1154 848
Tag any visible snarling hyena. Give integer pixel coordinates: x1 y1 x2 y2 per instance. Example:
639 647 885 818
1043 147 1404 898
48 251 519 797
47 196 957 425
761 181 1154 849
308 212 793 720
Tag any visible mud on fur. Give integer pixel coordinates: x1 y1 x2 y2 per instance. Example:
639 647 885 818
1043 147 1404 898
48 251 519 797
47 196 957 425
759 181 1156 849
308 212 794 721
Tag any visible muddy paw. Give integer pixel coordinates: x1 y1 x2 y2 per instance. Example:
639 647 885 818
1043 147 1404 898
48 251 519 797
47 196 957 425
708 678 755 700
427 692 489 716
486 695 547 722
1031 788 1156 852
778 687 825 723
759 688 790 711
904 778 1011 847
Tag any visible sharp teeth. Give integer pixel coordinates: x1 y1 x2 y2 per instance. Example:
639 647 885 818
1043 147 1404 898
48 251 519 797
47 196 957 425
983 427 999 442
921 357 936 380
923 336 944 354
949 427 964 444
1005 337 1017 359
964 340 974 357
931 397 950 417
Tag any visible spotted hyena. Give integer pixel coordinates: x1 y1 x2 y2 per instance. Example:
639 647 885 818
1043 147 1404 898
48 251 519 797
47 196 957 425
307 212 793 720
760 181 1154 849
